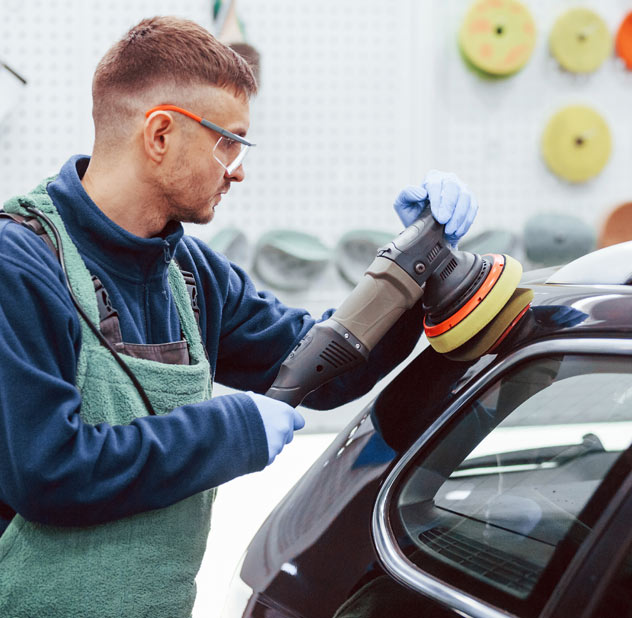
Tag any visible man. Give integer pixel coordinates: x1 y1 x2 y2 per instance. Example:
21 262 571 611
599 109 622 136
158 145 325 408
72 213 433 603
0 16 477 617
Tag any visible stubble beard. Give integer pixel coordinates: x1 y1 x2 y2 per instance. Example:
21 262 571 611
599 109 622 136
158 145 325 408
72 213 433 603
168 196 215 225
162 178 222 225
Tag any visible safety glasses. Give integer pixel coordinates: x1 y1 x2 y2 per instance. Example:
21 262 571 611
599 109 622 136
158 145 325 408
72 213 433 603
145 104 255 174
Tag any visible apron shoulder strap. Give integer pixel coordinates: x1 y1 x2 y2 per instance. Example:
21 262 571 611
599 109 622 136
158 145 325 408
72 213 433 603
0 210 58 256
0 210 203 346
178 268 201 331
0 210 123 341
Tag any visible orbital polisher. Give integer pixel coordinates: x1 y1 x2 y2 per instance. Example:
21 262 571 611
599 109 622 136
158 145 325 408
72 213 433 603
266 207 531 406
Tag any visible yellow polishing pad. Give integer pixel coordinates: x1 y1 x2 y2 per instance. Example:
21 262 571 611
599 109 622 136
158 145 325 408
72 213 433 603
541 105 612 183
446 288 533 361
459 0 536 76
550 8 612 73
426 254 523 354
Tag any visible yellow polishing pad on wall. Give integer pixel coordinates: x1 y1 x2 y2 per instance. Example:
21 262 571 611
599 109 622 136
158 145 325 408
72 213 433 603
541 105 612 183
550 8 612 73
459 0 536 77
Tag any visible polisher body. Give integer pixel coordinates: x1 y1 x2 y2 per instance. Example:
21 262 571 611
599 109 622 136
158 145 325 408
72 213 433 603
265 210 523 406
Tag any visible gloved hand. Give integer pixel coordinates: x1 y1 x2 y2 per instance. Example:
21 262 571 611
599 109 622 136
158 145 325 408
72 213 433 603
393 169 479 247
247 391 306 465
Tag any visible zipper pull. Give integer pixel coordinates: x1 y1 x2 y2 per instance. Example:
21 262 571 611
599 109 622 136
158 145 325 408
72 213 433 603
163 240 172 264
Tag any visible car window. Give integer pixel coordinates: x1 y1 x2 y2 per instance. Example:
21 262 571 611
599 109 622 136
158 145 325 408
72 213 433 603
388 354 632 616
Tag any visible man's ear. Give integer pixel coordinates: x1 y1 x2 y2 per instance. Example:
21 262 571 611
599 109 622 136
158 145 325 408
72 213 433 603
143 111 174 163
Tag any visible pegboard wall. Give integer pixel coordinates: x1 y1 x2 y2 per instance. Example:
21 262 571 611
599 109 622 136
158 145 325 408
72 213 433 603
427 0 632 235
1 0 631 282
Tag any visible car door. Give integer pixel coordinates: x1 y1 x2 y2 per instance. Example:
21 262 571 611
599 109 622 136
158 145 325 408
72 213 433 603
372 338 632 618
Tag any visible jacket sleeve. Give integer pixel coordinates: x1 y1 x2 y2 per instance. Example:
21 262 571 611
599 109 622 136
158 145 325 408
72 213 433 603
183 238 425 409
0 223 268 528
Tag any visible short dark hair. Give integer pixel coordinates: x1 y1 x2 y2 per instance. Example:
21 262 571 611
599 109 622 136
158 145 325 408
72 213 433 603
92 16 257 139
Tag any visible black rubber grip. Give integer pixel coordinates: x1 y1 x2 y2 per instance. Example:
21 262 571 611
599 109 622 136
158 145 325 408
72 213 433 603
265 319 368 407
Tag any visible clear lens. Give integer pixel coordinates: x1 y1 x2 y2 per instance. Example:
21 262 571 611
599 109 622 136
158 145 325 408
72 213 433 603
213 136 250 174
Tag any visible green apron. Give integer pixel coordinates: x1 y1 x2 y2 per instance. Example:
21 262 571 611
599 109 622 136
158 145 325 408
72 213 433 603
0 180 215 617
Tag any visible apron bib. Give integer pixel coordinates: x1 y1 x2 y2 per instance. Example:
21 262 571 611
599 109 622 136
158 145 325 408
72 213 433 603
0 180 214 617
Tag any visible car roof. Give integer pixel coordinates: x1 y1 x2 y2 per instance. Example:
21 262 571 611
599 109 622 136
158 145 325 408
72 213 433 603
502 241 632 343
524 280 632 336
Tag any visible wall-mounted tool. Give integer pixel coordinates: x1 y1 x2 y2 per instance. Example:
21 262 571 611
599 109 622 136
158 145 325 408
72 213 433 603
0 60 27 127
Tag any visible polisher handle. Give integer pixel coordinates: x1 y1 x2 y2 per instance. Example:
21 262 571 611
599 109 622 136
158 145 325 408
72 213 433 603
265 318 368 406
265 257 423 407
332 256 423 350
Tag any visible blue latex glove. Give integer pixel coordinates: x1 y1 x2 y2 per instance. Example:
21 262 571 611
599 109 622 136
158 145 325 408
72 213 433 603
393 169 479 247
247 391 306 465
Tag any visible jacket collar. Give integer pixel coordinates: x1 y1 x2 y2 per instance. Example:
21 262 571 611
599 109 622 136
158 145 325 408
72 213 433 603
46 155 184 281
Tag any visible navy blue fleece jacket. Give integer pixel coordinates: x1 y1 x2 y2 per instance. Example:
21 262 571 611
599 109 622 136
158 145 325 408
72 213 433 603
0 155 424 534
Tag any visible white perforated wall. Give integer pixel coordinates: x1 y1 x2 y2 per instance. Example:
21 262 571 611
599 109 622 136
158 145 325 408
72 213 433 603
219 0 425 241
0 0 210 192
1 1 631 306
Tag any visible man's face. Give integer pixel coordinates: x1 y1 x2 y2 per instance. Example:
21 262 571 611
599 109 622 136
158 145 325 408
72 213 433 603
160 86 251 225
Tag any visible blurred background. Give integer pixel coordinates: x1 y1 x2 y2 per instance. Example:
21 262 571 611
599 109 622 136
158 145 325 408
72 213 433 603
3 1 631 320
2 1 632 615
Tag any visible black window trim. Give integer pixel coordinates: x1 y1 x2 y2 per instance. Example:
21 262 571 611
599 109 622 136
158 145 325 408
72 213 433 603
372 337 632 618
541 460 632 618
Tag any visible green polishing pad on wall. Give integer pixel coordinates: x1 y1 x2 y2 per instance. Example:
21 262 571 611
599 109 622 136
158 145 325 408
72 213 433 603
208 227 250 267
254 230 330 291
524 213 596 267
335 229 395 286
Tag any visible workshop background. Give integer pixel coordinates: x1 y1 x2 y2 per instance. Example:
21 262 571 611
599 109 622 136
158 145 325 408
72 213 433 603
3 1 631 319
1 1 632 616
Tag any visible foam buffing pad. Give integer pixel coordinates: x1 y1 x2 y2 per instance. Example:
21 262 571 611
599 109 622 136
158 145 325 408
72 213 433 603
616 12 632 70
459 0 536 77
550 8 612 73
541 105 612 183
424 253 523 354
446 288 534 361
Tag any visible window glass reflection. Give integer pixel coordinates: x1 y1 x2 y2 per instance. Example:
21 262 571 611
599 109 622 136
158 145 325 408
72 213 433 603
392 355 632 605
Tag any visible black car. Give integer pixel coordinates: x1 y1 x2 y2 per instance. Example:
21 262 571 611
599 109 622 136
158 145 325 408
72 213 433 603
222 245 632 618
